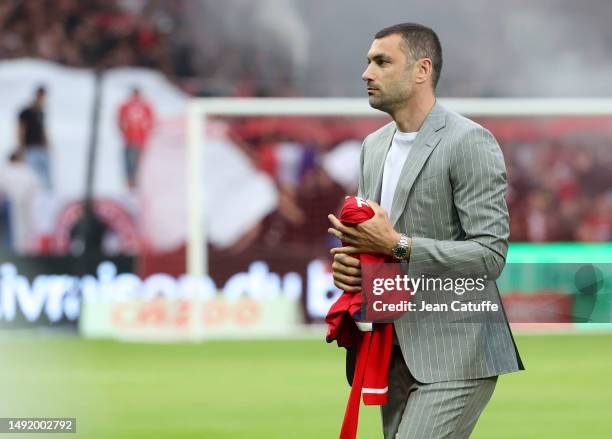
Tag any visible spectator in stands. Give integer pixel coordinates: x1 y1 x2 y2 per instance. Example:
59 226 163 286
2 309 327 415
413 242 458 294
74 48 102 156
117 87 155 189
0 149 44 253
17 85 51 189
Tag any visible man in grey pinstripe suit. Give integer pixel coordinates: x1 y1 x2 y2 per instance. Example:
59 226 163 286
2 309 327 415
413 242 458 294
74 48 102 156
328 23 524 438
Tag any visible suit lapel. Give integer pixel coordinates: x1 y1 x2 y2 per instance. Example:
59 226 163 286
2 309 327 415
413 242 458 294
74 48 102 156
372 126 395 203
389 102 447 227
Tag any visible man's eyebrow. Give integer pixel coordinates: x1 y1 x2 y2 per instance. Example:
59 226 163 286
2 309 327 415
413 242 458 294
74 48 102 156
367 53 391 62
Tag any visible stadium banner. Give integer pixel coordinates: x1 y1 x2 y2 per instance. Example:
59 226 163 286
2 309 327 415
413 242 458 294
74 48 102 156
80 296 301 341
0 252 305 339
79 256 305 341
498 243 612 327
0 253 133 329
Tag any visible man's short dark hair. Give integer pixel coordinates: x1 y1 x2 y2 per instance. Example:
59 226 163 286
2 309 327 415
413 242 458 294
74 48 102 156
375 23 443 89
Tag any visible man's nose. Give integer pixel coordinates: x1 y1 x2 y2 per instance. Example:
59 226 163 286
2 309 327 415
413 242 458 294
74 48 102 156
362 65 374 82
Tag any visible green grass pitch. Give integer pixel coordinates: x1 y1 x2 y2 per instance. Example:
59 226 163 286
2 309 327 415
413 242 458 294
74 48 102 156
1 333 610 438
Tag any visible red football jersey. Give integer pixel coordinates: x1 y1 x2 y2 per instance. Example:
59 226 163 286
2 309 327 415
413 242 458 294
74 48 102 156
326 196 394 439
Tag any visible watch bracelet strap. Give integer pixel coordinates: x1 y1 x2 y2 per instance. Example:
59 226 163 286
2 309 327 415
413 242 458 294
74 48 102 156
406 236 412 261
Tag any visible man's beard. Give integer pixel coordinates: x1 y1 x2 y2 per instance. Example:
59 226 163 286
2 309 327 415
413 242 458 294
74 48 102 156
368 92 403 113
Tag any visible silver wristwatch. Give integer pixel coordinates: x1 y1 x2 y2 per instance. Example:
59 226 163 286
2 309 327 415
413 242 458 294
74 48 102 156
391 234 411 260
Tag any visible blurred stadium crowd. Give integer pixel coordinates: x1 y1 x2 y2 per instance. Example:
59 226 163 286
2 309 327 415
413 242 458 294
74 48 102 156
0 0 296 96
504 139 611 242
227 118 612 251
0 0 193 82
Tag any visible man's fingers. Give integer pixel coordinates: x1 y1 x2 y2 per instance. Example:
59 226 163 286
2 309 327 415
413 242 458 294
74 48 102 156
327 214 343 229
333 279 361 293
332 259 361 277
327 228 357 244
334 252 361 268
330 246 360 255
327 214 355 236
327 227 343 240
333 270 361 287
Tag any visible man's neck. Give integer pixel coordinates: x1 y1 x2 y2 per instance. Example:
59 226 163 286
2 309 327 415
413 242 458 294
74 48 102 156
390 93 436 133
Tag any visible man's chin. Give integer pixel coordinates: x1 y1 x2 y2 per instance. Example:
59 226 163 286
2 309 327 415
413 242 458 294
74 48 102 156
368 96 385 111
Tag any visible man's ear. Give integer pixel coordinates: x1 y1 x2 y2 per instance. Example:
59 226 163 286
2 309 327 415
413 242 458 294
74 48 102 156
414 58 433 85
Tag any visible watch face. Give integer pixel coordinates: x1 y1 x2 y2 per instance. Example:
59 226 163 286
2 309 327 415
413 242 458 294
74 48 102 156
393 246 407 259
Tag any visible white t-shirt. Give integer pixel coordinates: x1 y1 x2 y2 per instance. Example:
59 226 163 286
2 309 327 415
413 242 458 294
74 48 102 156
380 129 419 214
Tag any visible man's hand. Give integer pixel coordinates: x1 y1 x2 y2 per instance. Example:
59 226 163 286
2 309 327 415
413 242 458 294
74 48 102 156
327 200 400 257
331 253 362 292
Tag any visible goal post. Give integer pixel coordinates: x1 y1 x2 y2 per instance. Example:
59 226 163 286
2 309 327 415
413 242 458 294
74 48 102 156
185 97 612 277
185 97 381 277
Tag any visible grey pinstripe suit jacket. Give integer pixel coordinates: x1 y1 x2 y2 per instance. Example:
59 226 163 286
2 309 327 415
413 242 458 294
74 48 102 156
357 101 524 383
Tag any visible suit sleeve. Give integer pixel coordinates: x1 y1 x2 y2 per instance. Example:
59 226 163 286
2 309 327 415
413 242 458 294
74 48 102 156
404 126 509 280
